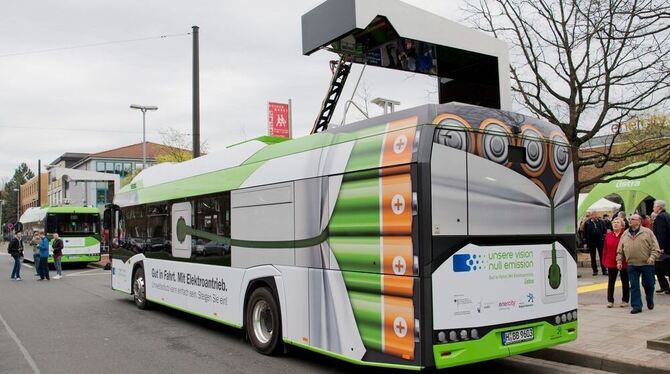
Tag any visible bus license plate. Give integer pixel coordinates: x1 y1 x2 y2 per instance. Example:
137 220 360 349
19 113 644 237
502 328 534 345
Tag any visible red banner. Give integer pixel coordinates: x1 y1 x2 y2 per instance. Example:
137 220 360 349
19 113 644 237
268 102 290 138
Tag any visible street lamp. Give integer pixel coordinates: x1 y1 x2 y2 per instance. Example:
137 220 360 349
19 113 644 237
0 200 4 240
13 188 19 224
130 104 158 169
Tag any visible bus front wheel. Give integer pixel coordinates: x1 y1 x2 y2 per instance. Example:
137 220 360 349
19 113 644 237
133 267 151 310
245 287 282 355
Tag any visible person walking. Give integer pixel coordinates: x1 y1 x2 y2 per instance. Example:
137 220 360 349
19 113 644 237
29 231 41 277
8 231 23 281
602 214 613 232
653 200 670 294
584 211 607 276
603 218 629 308
618 211 630 229
37 231 50 281
52 233 64 279
617 214 662 314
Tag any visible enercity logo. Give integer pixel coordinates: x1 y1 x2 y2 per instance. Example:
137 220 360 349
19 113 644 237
527 292 535 303
452 254 482 272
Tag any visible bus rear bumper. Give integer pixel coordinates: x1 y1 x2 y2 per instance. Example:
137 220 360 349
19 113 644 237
432 320 577 369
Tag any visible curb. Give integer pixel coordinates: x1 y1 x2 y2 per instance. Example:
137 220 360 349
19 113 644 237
525 348 670 374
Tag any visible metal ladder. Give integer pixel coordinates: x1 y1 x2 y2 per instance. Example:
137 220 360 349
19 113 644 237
310 56 352 134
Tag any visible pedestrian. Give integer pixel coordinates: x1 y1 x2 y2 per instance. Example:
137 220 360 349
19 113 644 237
653 200 670 294
584 211 608 276
618 211 630 229
602 214 613 232
603 218 629 308
617 214 662 314
52 233 64 279
37 231 50 281
8 231 23 281
29 231 41 277
641 214 652 229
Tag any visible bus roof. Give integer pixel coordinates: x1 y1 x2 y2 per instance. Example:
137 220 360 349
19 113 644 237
115 103 565 207
20 206 100 224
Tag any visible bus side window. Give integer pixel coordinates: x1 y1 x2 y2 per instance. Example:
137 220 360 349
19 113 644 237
146 203 170 254
192 192 231 266
47 214 57 234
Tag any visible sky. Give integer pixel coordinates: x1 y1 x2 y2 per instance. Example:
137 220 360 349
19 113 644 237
0 0 464 181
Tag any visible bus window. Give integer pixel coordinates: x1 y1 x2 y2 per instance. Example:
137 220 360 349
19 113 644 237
147 203 170 253
56 214 100 235
192 193 231 266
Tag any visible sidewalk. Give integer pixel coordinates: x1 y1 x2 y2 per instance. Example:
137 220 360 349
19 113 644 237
529 260 670 373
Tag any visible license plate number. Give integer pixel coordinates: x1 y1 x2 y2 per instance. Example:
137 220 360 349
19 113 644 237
502 328 534 345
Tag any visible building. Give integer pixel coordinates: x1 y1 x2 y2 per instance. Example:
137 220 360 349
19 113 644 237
48 142 183 209
19 173 48 214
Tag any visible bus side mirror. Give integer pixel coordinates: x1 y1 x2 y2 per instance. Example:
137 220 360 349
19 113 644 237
103 209 112 230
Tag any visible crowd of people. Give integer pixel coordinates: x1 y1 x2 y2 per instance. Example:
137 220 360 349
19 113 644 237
580 200 670 314
7 230 64 281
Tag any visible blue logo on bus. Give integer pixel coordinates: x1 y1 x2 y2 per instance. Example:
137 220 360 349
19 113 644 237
453 254 481 272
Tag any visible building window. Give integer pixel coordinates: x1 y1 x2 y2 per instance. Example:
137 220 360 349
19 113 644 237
96 187 108 205
96 161 105 172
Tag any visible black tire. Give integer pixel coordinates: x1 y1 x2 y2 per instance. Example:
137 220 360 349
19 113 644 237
133 267 151 310
245 287 282 355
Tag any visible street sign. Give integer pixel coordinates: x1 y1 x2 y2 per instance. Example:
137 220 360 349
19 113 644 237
268 102 290 138
7 223 13 231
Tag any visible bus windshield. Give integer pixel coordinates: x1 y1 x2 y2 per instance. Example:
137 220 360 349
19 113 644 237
47 213 100 236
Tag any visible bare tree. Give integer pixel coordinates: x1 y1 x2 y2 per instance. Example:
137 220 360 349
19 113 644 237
464 0 670 193
155 127 207 163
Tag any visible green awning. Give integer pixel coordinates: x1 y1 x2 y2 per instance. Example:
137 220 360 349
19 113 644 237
578 162 670 217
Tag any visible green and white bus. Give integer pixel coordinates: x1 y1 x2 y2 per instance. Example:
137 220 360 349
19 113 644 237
107 103 577 371
20 206 102 264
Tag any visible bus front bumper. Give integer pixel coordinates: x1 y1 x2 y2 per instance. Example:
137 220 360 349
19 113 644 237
432 320 577 369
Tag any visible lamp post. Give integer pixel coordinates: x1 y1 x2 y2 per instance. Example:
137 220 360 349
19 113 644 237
0 200 4 240
13 188 19 224
130 104 158 169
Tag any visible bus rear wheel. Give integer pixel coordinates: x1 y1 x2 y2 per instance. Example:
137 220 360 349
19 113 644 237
133 267 151 310
245 287 282 355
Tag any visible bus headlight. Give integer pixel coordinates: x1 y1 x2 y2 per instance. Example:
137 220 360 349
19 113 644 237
561 314 567 323
460 330 468 340
449 330 458 342
555 316 561 325
470 329 479 339
437 331 447 343
572 310 578 320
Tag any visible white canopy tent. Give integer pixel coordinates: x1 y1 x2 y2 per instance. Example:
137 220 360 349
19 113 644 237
577 193 621 215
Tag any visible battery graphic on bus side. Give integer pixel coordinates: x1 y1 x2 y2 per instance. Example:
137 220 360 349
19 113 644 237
328 117 418 362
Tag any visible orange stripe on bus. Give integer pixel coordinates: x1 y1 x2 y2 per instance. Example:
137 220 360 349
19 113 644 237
381 117 417 168
382 274 414 297
382 236 414 276
383 295 415 360
381 174 412 235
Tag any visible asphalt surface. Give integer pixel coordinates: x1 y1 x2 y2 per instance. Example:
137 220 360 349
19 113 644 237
0 252 609 374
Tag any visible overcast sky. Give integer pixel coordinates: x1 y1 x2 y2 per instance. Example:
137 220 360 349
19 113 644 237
0 0 465 180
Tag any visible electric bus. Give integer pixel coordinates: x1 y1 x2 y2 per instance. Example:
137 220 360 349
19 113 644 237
20 206 102 264
106 103 577 371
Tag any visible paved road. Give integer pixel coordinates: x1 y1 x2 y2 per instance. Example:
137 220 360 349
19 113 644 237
0 252 608 374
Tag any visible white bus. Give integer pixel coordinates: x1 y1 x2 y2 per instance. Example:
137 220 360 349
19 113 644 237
106 103 577 370
20 206 102 264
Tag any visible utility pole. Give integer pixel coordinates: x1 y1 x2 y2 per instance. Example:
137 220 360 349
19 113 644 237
37 159 41 207
288 99 293 139
192 25 201 158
